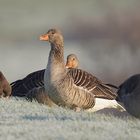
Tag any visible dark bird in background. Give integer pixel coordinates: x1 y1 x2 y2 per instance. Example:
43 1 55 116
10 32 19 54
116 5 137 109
117 74 140 118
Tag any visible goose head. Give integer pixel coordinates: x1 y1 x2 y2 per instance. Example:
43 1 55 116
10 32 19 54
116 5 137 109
65 54 79 69
40 28 64 46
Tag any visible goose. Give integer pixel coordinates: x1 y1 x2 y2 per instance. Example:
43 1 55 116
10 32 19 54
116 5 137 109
66 54 119 90
11 54 79 97
40 28 125 111
65 54 79 68
117 74 140 118
0 71 11 97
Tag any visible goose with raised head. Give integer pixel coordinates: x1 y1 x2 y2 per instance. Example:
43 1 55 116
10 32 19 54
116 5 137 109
117 74 140 118
40 28 123 111
0 71 11 97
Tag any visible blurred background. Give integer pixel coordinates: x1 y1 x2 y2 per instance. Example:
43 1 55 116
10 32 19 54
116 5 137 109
0 0 140 86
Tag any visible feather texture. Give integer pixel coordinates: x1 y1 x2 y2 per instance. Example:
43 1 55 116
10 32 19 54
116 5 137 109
11 69 44 96
69 68 117 100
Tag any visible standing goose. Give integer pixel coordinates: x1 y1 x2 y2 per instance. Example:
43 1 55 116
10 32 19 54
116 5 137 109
0 71 11 97
117 74 140 118
40 28 122 110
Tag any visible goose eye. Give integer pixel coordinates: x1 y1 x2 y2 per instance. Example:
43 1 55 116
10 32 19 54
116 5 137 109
51 31 55 34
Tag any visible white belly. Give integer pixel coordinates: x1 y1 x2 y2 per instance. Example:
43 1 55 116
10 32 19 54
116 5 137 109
87 98 126 112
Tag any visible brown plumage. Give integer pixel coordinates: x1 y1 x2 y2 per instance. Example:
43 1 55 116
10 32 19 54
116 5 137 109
69 68 117 99
66 54 118 91
41 28 117 110
26 87 56 106
0 71 11 97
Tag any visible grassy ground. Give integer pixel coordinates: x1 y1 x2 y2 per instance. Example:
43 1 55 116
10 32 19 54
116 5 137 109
0 97 140 140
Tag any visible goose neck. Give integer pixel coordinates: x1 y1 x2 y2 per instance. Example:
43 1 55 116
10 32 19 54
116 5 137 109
50 43 64 63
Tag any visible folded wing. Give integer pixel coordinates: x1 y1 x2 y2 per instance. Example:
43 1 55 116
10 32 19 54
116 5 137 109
68 68 117 100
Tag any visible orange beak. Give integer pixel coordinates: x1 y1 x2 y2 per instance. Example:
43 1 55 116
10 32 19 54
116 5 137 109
65 61 73 68
40 34 49 41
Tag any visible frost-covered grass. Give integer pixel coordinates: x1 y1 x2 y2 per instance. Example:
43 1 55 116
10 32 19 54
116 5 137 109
0 98 140 140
